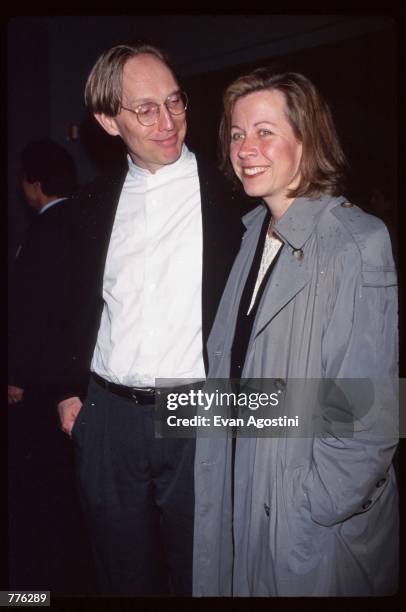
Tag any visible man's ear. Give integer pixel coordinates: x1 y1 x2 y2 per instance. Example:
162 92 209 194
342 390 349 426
33 181 44 197
94 113 121 137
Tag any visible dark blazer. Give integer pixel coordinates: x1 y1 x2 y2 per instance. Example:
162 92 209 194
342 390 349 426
8 200 75 391
57 155 248 401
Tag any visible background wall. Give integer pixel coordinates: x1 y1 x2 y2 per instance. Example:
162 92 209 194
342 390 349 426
8 18 50 265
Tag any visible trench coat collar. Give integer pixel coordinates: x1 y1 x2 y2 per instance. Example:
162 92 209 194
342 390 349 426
242 194 347 249
242 202 267 229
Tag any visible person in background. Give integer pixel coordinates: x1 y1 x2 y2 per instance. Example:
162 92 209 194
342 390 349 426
8 139 77 401
8 139 93 595
56 41 246 597
194 69 398 596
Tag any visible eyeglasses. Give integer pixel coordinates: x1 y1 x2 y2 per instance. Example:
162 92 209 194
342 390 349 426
120 91 188 126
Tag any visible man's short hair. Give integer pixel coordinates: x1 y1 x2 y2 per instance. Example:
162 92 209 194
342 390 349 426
85 41 175 117
21 139 77 197
219 68 347 198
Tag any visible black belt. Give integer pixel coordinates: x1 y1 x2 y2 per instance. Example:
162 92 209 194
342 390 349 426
91 372 156 405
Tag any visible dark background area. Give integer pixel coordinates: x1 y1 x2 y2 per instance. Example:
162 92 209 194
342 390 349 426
7 13 401 600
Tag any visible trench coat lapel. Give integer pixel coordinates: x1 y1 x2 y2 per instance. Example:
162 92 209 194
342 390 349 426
251 195 338 338
252 246 311 338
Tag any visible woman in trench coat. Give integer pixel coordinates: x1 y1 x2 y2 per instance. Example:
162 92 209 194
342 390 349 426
193 70 398 597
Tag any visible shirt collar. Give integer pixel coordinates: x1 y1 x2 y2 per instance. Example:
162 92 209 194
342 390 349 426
39 197 67 215
127 144 194 180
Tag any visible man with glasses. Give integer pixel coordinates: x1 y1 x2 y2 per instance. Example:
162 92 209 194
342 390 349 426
56 42 245 597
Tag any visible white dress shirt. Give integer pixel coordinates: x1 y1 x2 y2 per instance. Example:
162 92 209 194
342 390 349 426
91 145 205 387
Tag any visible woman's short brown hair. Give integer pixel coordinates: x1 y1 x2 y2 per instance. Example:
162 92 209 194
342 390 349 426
84 41 174 117
219 68 347 198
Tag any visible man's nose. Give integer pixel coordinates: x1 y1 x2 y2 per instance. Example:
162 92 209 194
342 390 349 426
157 104 175 131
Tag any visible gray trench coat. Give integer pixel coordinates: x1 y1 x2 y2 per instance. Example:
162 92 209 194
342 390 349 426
193 194 398 596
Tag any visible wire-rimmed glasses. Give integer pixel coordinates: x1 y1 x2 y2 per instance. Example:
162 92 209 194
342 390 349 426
120 91 188 126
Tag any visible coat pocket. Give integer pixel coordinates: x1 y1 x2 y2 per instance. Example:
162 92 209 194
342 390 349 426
284 465 324 574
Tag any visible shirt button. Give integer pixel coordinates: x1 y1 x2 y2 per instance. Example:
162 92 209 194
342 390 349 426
341 201 354 208
149 282 156 290
293 248 304 261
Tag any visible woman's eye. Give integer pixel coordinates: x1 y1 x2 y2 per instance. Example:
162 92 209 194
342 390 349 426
259 129 273 137
231 133 244 142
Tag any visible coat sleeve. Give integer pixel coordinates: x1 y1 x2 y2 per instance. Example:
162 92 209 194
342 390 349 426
302 216 398 527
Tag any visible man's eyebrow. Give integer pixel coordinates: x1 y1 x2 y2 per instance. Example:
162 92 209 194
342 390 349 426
126 89 181 106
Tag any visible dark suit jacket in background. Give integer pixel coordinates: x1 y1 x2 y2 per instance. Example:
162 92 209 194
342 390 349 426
8 199 75 393
8 198 94 595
